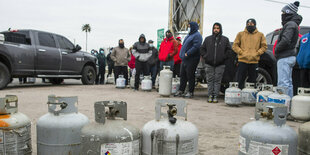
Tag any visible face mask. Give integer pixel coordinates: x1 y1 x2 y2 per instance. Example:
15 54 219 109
246 25 256 33
119 43 124 48
100 50 104 54
166 34 172 38
188 28 191 33
149 44 153 47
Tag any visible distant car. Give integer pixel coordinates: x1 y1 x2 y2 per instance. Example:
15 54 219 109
0 29 98 89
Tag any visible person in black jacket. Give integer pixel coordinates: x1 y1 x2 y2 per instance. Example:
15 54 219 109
96 48 106 84
200 23 232 103
147 40 159 86
275 1 303 98
106 48 114 78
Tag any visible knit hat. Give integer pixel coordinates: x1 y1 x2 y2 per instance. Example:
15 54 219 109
176 37 181 41
282 1 300 14
148 40 154 43
246 18 256 26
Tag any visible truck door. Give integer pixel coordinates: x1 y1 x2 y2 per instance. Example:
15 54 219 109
35 32 61 74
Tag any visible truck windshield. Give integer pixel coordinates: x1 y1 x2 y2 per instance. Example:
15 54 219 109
0 31 31 45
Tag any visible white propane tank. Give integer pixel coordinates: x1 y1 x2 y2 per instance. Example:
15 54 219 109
159 66 173 97
291 88 310 121
298 121 310 155
171 77 180 94
141 76 152 91
106 76 115 84
241 83 258 105
155 76 159 91
27 77 36 83
130 77 135 89
256 84 274 110
268 87 291 113
116 75 126 88
225 82 242 106
142 99 199 155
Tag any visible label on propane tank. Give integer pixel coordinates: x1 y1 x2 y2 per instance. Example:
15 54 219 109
239 136 246 154
100 140 139 155
0 126 31 154
247 140 288 155
225 92 241 98
157 139 195 154
242 92 257 103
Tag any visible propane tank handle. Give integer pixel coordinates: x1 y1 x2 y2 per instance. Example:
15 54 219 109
229 82 238 88
47 95 78 115
245 82 255 88
262 84 273 91
118 75 124 78
163 65 170 70
155 99 187 121
94 101 127 124
298 87 310 95
0 95 18 114
264 106 287 126
275 87 287 95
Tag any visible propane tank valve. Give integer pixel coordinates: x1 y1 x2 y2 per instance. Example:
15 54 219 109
261 108 274 120
167 103 177 124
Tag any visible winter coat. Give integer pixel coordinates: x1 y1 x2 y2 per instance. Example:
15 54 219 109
96 53 106 67
107 52 114 66
275 14 303 60
147 47 159 66
174 44 182 64
132 34 152 62
297 32 310 69
111 46 131 66
158 37 178 61
232 28 267 64
128 52 136 69
179 22 203 63
200 23 232 67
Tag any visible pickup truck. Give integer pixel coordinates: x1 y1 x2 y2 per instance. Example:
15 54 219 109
0 29 97 89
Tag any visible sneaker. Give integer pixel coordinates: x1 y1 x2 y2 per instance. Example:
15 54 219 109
213 96 218 103
174 91 184 97
184 92 194 98
208 96 213 103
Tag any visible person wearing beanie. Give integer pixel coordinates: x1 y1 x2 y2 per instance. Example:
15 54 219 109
173 37 182 77
232 19 267 89
95 48 107 84
147 40 159 86
275 1 303 98
200 22 232 103
158 30 178 71
111 39 131 85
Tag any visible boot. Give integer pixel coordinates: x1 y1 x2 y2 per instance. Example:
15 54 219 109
208 96 213 103
213 96 218 103
184 92 194 98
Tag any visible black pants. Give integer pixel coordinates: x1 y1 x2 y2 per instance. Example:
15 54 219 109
236 62 258 89
179 60 199 93
300 68 310 88
135 60 149 89
173 63 181 78
107 64 114 77
114 66 129 85
96 66 106 84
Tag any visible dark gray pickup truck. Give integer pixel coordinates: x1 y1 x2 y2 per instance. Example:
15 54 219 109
0 29 97 89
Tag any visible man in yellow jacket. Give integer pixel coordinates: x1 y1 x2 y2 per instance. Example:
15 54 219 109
232 19 267 89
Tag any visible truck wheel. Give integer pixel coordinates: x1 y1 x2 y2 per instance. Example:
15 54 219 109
256 67 272 85
0 62 10 89
81 66 96 85
49 78 64 85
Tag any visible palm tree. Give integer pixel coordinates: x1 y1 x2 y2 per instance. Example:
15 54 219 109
82 24 91 52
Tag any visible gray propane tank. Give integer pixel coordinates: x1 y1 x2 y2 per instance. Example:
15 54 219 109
171 76 180 94
159 66 173 97
36 95 89 155
141 99 199 155
239 106 297 155
256 84 274 110
130 77 135 89
241 82 258 105
291 88 310 121
225 82 242 106
106 76 115 84
142 75 152 91
0 95 32 154
81 101 140 155
116 75 126 88
268 87 291 113
298 121 310 155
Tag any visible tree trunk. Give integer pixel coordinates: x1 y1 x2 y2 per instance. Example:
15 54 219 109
86 32 88 52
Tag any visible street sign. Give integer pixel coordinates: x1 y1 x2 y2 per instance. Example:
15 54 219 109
157 28 164 50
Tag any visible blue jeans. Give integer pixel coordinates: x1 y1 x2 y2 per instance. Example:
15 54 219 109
160 60 174 71
149 65 157 86
277 56 296 98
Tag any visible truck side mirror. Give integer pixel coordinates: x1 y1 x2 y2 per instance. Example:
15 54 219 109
73 44 81 52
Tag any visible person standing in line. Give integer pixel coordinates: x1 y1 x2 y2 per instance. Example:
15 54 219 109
96 48 106 84
275 1 303 98
147 40 159 86
232 18 267 90
297 31 310 88
106 48 114 78
174 22 202 98
173 37 182 77
132 34 152 91
158 30 178 71
128 46 136 78
111 39 131 85
200 22 232 103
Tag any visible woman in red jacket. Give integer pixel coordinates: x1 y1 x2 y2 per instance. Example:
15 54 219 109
173 37 182 77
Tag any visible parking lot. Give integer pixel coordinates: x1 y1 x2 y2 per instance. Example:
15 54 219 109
1 79 303 155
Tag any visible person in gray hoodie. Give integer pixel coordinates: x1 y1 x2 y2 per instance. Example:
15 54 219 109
132 34 152 90
275 1 303 98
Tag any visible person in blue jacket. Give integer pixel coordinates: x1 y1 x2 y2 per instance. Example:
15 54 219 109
297 32 310 88
174 22 202 98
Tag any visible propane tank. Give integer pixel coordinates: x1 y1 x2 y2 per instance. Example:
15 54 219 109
141 75 152 91
37 95 89 155
159 66 173 97
106 76 115 84
81 101 140 155
291 88 310 121
256 84 274 110
116 75 126 88
268 87 291 113
130 77 135 89
171 77 180 94
0 95 32 154
239 106 297 155
241 83 258 105
155 76 159 91
298 121 310 155
225 82 242 106
142 99 199 155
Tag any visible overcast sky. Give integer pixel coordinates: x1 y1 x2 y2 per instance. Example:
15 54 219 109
1 0 309 52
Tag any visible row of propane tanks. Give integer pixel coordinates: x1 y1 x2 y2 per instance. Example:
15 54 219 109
111 66 181 96
225 82 310 121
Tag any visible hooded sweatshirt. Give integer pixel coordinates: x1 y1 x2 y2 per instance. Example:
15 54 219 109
297 32 310 69
275 13 303 60
179 22 203 62
132 34 152 62
200 23 232 66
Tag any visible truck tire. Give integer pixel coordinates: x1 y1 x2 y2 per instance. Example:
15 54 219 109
81 66 96 85
0 62 10 89
49 78 64 85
